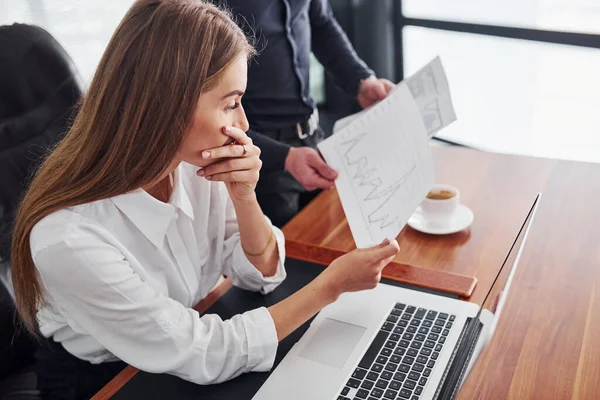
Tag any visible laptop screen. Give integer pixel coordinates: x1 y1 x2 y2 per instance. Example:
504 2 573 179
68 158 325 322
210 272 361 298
479 194 541 325
434 194 541 399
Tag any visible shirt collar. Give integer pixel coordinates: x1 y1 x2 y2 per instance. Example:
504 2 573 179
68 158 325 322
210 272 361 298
170 167 194 221
110 165 194 248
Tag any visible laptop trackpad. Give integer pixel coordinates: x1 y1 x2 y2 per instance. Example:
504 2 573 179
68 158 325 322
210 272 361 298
298 318 367 369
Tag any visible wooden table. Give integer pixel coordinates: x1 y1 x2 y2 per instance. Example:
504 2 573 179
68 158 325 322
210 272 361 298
284 146 551 307
97 146 600 399
285 146 600 399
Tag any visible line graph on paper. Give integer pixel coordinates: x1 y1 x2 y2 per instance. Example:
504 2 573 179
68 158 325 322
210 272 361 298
333 57 455 139
316 58 456 247
318 82 436 248
405 56 456 137
339 132 417 234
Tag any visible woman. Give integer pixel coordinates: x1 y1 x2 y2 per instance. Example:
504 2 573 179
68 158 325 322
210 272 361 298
11 1 400 398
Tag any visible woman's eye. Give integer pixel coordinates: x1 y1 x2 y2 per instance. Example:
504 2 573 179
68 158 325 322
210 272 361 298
226 102 240 111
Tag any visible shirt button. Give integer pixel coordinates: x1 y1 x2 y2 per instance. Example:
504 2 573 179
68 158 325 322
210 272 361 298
302 96 308 102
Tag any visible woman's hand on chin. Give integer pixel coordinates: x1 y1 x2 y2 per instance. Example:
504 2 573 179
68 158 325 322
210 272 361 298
197 125 262 202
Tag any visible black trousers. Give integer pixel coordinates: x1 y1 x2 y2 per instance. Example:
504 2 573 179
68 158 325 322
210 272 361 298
35 339 126 400
255 126 326 228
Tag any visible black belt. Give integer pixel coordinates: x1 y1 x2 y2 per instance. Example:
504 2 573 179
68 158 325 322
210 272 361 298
264 109 320 142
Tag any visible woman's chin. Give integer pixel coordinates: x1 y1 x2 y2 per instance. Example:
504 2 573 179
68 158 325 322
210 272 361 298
182 157 214 169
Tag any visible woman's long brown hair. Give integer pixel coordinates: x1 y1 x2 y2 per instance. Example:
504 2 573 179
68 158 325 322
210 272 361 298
11 0 254 333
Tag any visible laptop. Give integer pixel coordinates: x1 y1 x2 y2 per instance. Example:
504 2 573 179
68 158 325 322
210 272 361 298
253 195 541 400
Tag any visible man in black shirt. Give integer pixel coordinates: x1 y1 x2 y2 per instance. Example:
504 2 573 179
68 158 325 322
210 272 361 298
215 0 394 227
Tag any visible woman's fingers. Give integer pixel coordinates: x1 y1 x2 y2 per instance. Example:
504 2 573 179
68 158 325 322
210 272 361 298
202 143 247 160
365 239 399 269
198 156 261 177
205 169 259 183
360 239 399 258
201 126 255 160
222 125 252 145
379 239 400 259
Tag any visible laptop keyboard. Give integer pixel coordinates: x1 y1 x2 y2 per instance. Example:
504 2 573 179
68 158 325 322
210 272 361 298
337 303 456 400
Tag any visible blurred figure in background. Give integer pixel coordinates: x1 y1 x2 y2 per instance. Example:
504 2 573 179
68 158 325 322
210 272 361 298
213 0 395 227
0 22 83 400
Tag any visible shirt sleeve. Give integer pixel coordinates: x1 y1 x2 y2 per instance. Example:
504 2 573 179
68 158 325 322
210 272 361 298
309 0 375 97
221 195 287 294
247 128 290 173
32 229 279 384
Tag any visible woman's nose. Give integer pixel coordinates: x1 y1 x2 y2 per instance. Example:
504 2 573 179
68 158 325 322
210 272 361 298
234 106 249 132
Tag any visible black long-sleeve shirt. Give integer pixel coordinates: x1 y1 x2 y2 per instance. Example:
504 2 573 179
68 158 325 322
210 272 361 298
215 0 374 171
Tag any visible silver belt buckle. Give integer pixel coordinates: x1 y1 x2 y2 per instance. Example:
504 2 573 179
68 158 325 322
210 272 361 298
296 109 319 140
296 123 308 140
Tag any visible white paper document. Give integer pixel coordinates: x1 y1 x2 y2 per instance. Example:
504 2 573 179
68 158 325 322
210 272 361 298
318 84 435 248
333 56 456 137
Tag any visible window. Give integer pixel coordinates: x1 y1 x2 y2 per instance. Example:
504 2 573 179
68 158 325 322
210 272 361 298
398 0 600 163
404 26 600 163
0 0 134 83
403 0 600 35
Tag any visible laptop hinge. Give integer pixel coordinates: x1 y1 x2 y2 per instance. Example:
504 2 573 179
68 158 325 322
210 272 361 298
434 317 484 399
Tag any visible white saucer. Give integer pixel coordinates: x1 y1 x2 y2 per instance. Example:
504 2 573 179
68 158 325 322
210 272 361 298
408 204 474 235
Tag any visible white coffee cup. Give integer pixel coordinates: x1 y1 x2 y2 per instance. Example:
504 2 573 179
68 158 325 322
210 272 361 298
420 184 459 226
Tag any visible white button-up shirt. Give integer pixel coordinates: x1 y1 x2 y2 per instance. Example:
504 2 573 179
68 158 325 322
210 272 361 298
30 162 286 384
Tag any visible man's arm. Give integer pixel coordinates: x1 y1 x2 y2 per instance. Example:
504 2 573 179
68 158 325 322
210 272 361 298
247 129 337 190
247 129 290 172
309 0 375 97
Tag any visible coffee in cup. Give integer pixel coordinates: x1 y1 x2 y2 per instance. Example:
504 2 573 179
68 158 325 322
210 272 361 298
425 189 456 201
420 184 460 226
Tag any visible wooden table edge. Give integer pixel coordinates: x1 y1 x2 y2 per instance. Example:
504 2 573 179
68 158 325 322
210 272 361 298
285 239 478 298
